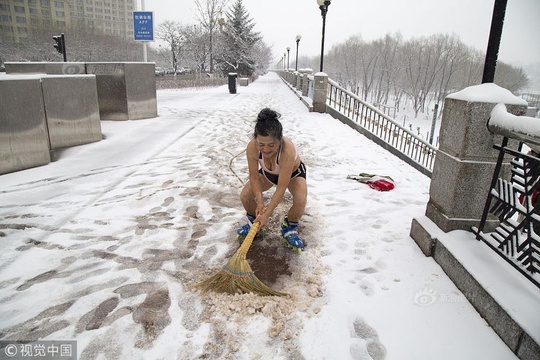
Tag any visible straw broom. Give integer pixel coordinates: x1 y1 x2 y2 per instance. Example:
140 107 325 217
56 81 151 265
196 221 286 296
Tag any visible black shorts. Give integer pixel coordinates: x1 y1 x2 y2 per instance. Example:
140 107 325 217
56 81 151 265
259 161 307 186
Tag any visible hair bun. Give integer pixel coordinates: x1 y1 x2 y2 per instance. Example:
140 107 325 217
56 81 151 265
257 108 281 123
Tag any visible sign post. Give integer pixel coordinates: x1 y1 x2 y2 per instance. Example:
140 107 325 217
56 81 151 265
133 10 154 62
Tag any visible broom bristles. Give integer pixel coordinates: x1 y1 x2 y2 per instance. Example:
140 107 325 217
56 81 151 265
196 221 286 297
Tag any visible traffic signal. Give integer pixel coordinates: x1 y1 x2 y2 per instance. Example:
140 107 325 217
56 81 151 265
53 34 64 54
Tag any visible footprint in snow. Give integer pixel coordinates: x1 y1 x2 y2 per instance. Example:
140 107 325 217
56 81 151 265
350 317 387 360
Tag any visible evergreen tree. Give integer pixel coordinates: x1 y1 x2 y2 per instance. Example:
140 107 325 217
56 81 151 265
217 0 261 76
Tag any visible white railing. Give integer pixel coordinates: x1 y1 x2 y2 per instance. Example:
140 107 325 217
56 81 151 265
326 79 437 175
276 71 437 176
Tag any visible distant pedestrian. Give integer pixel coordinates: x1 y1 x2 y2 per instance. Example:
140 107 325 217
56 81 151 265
237 108 307 251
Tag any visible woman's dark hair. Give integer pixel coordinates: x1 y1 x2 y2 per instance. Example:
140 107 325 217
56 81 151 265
254 108 283 140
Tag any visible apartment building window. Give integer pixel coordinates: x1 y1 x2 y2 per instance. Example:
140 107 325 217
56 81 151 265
55 1 64 7
56 11 64 17
0 15 10 22
28 0 37 4
13 0 24 3
16 16 26 23
0 4 8 11
41 0 49 6
14 6 25 13
29 8 39 14
17 26 28 33
42 9 50 15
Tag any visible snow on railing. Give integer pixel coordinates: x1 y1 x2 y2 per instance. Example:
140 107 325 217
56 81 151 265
473 103 540 289
326 79 437 175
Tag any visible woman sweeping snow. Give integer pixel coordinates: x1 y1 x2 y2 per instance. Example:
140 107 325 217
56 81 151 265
237 108 308 252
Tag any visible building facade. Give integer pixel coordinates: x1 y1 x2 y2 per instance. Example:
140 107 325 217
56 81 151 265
0 0 137 42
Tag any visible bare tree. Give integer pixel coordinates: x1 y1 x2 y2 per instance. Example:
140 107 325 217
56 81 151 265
194 0 227 73
495 63 529 92
0 22 157 64
319 31 530 117
433 34 470 105
156 20 183 71
182 24 210 74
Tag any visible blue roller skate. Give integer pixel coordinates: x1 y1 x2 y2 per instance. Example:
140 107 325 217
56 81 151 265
237 214 265 242
281 217 304 253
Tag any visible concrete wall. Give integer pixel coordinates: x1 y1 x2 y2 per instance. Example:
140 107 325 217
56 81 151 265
86 62 157 120
0 76 51 174
0 73 103 174
6 62 86 75
41 75 102 149
7 62 158 121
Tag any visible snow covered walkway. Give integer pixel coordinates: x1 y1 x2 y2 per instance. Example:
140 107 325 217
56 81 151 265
0 73 519 359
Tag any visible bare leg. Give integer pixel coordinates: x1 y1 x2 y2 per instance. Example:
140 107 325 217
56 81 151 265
286 176 307 222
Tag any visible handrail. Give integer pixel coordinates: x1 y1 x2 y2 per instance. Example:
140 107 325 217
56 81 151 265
473 105 540 289
275 70 437 176
326 78 437 175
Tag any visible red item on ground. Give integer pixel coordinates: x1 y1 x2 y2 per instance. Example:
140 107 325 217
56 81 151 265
366 179 395 191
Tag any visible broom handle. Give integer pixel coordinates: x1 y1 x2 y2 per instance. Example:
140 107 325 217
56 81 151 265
237 221 260 259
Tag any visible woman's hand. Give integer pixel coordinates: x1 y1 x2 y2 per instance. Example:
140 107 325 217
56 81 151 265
255 203 265 218
255 211 271 228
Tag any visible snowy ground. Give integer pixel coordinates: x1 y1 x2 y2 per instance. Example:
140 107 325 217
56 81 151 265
0 73 525 359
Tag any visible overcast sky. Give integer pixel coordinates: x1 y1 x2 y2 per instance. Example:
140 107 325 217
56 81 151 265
140 0 539 67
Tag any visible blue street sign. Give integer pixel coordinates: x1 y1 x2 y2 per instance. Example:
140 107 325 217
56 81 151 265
133 11 154 41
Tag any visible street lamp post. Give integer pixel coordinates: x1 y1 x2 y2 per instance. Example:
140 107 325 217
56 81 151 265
295 35 302 71
284 52 287 70
317 0 331 72
286 47 290 70
482 0 507 83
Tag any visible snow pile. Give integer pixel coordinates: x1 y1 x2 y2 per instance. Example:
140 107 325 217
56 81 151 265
447 83 528 105
489 103 540 140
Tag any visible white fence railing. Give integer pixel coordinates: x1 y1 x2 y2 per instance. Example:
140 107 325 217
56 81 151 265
276 71 437 176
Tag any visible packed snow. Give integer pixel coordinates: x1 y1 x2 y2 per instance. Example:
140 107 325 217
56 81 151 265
490 103 540 138
0 73 531 359
446 83 528 105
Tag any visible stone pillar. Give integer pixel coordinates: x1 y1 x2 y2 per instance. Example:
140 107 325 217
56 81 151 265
295 71 302 91
301 73 309 97
312 72 328 113
411 84 528 250
301 69 312 97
